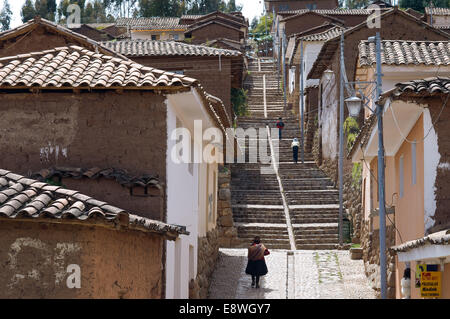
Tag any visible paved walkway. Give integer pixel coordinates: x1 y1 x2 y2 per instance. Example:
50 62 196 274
208 248 376 299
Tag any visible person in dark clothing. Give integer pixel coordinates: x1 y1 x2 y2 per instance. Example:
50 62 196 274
291 138 300 163
245 236 270 288
276 117 285 140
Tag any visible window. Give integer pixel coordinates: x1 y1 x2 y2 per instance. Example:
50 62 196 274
279 4 289 11
174 34 179 40
399 155 404 198
188 138 194 176
411 141 417 185
306 3 317 10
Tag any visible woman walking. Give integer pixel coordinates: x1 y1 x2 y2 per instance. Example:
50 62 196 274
291 138 300 164
245 236 270 288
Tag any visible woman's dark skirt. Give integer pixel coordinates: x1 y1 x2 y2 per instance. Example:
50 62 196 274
245 259 268 276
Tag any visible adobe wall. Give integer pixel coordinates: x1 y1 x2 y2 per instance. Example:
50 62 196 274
57 178 163 221
0 25 103 57
0 91 167 219
133 55 233 121
189 24 242 44
422 96 450 233
284 15 336 37
268 0 338 12
0 220 164 299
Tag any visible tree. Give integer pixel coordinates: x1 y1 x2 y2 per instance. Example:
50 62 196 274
346 0 370 9
21 0 37 22
58 0 114 24
186 0 229 15
138 0 180 17
250 13 273 38
223 0 243 13
21 0 58 22
399 0 450 13
0 0 12 31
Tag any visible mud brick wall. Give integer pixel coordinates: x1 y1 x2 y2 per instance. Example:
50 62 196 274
57 178 163 221
0 90 167 220
284 15 337 37
0 25 111 58
421 96 450 233
0 220 164 299
133 55 233 121
268 0 338 12
189 23 242 45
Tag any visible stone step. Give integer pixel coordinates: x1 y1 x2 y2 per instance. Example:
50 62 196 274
295 243 339 250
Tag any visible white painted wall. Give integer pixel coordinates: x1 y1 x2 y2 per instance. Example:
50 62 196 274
423 108 440 234
319 72 338 160
300 41 322 114
165 99 199 299
131 30 185 41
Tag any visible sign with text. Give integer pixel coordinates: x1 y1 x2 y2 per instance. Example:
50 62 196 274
420 271 441 298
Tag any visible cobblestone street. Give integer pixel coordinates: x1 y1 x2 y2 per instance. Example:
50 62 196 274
208 248 377 299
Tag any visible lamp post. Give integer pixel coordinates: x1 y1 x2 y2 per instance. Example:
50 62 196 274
300 38 305 164
335 32 387 298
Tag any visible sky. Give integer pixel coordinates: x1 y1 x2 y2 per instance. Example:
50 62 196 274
7 0 265 29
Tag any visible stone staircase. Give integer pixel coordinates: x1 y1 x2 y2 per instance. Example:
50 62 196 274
230 58 340 250
276 116 340 250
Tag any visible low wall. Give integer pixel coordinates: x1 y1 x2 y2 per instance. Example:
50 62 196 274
0 219 164 299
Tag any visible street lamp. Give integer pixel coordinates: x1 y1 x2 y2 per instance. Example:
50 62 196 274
345 96 362 118
324 69 334 82
336 31 388 299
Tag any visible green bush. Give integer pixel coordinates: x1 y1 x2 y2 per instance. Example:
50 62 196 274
344 117 360 151
351 163 362 190
231 88 249 116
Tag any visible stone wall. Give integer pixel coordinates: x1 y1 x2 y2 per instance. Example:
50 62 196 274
190 228 220 299
216 165 239 247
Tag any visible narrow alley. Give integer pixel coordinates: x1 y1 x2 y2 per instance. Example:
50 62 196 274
209 58 376 299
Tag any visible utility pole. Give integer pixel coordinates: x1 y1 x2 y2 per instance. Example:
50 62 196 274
264 8 268 56
299 38 305 164
373 31 387 300
282 31 287 114
338 32 344 246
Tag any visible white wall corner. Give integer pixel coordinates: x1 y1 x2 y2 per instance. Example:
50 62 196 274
423 108 440 234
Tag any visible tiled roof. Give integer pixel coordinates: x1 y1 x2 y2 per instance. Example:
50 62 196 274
32 167 161 189
281 10 345 24
203 38 242 51
279 8 384 15
359 40 450 66
115 17 188 30
0 45 198 89
299 25 344 42
101 40 242 57
308 8 450 79
349 77 450 159
425 7 450 16
392 77 450 95
0 169 188 238
181 14 205 20
391 230 450 252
